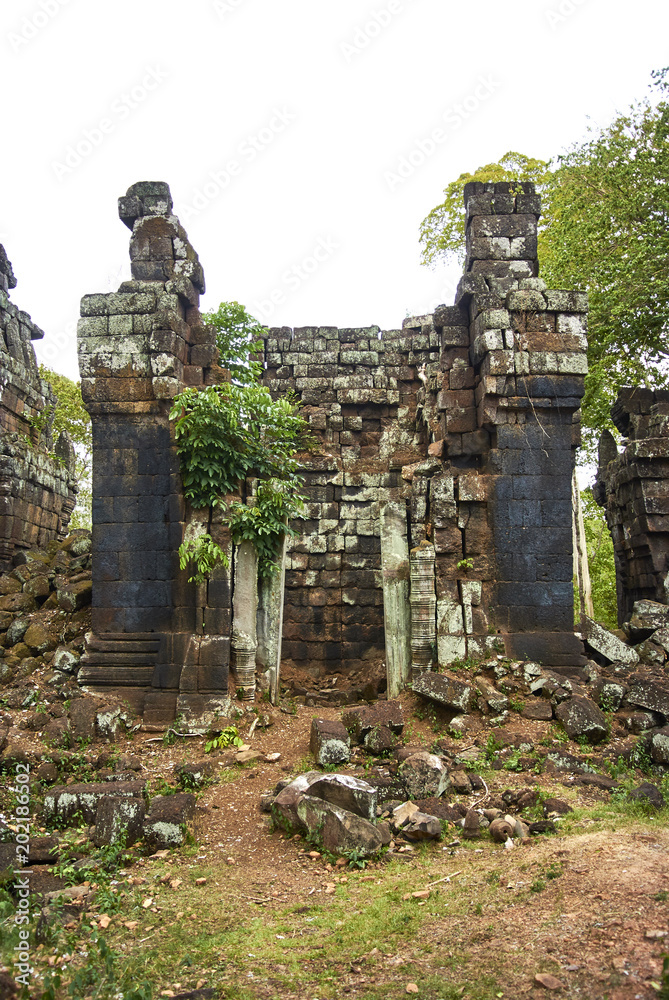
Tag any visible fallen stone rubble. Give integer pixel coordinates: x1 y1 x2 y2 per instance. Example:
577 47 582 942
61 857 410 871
267 638 669 857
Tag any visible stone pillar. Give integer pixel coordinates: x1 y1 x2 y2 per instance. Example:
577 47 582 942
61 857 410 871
594 388 669 621
77 181 232 722
232 539 258 701
380 502 411 698
409 540 436 678
256 533 287 705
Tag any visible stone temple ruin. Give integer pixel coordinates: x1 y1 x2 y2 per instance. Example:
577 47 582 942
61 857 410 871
0 246 77 571
74 178 590 725
2 178 667 728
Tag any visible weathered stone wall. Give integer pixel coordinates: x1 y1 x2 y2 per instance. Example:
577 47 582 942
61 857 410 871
77 182 233 725
265 181 589 685
594 387 669 623
76 179 588 721
261 323 429 686
0 245 77 568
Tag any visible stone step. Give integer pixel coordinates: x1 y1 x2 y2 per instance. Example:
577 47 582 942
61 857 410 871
91 632 160 642
78 665 154 686
86 640 161 654
80 652 157 667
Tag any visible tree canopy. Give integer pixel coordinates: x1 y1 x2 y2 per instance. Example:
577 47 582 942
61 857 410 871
38 365 92 529
419 72 669 454
171 301 308 579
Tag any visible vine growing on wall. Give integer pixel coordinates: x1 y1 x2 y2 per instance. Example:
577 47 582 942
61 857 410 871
169 303 310 581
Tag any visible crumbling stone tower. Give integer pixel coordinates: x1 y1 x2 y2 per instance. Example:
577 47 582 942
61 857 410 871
0 245 77 569
77 182 232 725
594 387 669 622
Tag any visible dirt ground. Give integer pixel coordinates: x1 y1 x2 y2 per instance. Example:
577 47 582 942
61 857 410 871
2 691 669 999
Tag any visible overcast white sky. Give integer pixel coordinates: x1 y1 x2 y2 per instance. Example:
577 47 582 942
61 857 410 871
1 0 667 381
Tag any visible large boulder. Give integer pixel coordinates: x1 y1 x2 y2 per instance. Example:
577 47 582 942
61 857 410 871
399 751 450 799
296 796 383 858
625 677 669 720
412 672 474 713
271 772 322 833
555 696 608 745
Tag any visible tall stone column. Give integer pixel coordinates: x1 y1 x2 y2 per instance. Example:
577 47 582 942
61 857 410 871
77 182 232 724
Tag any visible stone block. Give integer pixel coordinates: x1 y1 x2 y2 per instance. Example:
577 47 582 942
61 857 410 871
142 793 196 851
341 701 404 742
94 795 145 847
309 718 351 767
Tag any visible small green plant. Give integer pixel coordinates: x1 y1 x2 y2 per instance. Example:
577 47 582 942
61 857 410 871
457 557 475 572
508 697 525 713
530 877 546 893
179 532 229 584
204 725 244 753
344 848 368 870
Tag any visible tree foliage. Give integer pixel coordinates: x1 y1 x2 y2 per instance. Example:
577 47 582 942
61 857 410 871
540 74 669 441
419 152 550 268
201 300 264 386
580 488 617 630
38 365 92 529
418 72 669 454
170 303 308 579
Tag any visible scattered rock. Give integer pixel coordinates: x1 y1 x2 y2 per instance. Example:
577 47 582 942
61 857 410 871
402 811 442 841
522 699 553 721
412 672 474 713
52 647 80 674
143 793 196 851
309 718 350 766
341 701 404 743
94 795 146 847
449 770 472 794
628 782 665 810
626 677 669 720
364 724 397 755
399 751 450 799
555 696 608 745
462 808 480 840
543 797 572 817
174 761 214 789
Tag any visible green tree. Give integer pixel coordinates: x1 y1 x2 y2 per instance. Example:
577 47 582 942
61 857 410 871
202 300 264 386
419 151 550 268
540 74 669 443
38 365 92 529
579 488 617 630
170 303 309 579
418 72 669 455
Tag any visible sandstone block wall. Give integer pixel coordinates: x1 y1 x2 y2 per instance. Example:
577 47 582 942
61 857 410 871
264 181 588 681
0 245 77 568
594 387 669 622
